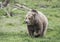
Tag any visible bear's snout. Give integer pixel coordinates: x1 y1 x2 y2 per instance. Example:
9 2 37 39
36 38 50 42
25 20 29 23
25 20 31 25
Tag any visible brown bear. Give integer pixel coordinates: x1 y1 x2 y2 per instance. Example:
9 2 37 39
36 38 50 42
25 9 48 37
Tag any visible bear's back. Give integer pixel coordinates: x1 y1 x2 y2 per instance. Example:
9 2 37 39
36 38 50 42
37 11 48 24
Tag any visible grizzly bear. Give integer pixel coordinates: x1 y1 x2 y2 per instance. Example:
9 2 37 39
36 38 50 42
25 9 48 37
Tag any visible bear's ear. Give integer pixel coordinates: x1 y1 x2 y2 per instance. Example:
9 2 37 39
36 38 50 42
31 9 38 13
31 9 38 16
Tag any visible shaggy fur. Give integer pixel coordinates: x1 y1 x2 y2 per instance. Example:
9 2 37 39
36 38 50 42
25 9 48 37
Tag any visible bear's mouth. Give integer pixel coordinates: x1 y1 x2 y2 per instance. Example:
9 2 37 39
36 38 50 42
26 22 31 25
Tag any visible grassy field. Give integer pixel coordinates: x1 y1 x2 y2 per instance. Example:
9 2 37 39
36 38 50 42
0 0 60 42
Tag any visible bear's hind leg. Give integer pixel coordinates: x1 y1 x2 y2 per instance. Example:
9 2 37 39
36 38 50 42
43 22 48 37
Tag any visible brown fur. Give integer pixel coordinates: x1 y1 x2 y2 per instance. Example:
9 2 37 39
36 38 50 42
25 9 48 37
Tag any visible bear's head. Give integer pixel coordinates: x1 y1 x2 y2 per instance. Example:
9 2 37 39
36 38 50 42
25 9 38 25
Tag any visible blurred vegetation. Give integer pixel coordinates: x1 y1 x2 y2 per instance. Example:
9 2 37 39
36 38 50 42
0 0 60 42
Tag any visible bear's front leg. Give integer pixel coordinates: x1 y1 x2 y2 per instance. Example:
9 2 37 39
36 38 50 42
27 26 34 37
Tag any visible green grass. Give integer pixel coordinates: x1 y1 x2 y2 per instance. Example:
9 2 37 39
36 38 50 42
0 0 60 42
